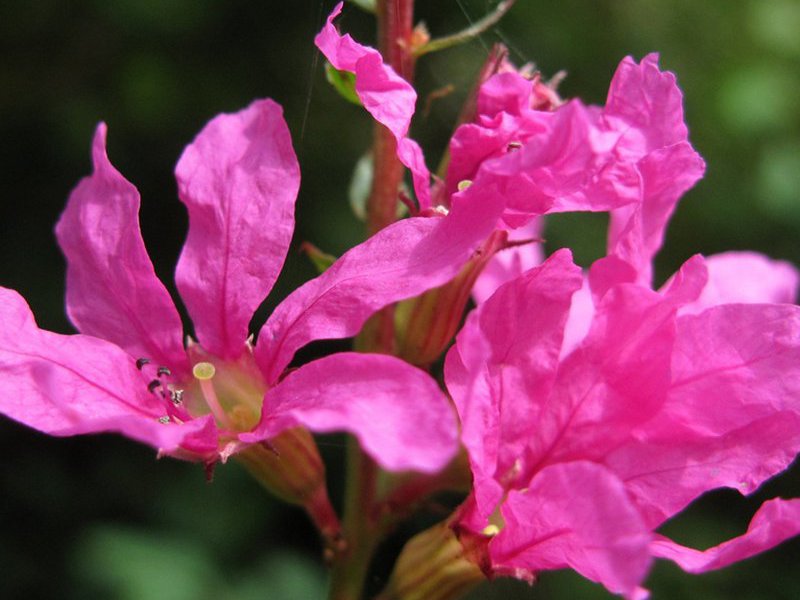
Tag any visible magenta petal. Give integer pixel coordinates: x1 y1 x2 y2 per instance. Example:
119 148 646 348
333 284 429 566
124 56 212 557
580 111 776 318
447 250 582 513
681 251 800 314
471 219 544 305
55 124 187 372
0 287 216 453
603 54 689 153
241 353 457 473
608 142 705 284
651 499 800 573
315 2 430 207
256 191 503 383
492 462 652 597
174 99 299 360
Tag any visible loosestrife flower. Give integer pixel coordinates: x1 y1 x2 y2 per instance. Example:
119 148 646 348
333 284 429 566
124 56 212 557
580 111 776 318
443 248 800 598
0 99 465 496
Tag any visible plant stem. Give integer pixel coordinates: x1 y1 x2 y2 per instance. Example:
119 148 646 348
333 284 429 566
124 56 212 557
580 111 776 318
327 439 381 600
328 4 418 599
366 0 415 235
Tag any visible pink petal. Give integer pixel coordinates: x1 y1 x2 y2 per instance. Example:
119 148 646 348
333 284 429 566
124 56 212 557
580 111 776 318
315 2 430 207
607 142 705 284
471 219 544 305
607 411 800 528
525 260 705 470
446 250 582 513
651 498 800 572
604 302 800 526
603 54 688 155
241 352 457 473
255 189 504 384
681 251 800 315
55 123 187 373
174 99 299 360
0 287 216 454
492 461 652 597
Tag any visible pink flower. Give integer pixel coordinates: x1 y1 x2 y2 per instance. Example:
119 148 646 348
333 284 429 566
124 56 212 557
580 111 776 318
446 250 800 597
0 99 459 476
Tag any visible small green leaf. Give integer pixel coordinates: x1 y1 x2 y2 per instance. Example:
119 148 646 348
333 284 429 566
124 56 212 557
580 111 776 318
347 0 376 13
348 152 373 221
301 242 338 273
324 62 362 106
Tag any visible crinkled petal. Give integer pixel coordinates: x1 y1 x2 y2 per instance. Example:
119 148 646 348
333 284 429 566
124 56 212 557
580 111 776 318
492 461 652 597
242 353 457 473
174 99 299 360
315 2 430 207
651 498 800 573
604 302 800 525
447 250 582 512
471 219 544 305
680 251 800 314
0 287 216 454
607 142 705 284
55 123 187 373
527 258 705 469
603 54 689 156
256 189 503 384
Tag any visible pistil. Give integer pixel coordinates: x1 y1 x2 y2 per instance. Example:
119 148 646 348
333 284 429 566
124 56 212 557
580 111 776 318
192 361 232 429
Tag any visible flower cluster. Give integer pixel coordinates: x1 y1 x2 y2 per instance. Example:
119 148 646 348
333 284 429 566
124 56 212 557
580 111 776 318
2 2 799 599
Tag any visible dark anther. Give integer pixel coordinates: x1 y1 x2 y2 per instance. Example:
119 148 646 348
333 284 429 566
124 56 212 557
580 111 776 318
136 358 151 370
170 389 184 405
507 141 523 151
147 379 163 394
157 366 172 377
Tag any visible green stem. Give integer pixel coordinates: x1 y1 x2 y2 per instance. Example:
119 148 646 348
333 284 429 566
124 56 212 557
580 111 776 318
327 439 381 600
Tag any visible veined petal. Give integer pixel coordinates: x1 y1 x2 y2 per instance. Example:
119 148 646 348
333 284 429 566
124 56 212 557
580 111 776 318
651 498 800 573
175 99 299 360
603 54 689 156
603 302 800 526
256 189 503 384
681 251 800 314
55 124 187 372
606 412 800 528
0 287 216 454
315 2 430 207
242 353 457 473
447 250 582 511
608 142 705 284
492 461 652 597
471 219 544 305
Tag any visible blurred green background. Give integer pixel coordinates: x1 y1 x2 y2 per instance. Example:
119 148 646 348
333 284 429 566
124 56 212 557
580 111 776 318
1 1 798 598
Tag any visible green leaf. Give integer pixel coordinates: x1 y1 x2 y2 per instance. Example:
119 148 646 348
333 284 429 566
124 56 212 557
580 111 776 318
347 0 376 13
324 62 362 106
301 242 338 273
348 152 373 221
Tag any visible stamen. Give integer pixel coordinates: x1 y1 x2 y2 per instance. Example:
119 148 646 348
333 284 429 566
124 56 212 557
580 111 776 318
136 358 151 370
157 416 170 424
482 524 500 537
507 141 523 151
157 366 172 377
148 379 163 394
169 389 184 406
457 179 472 192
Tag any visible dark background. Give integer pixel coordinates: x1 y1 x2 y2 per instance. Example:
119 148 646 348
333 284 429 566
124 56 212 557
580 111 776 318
1 1 798 598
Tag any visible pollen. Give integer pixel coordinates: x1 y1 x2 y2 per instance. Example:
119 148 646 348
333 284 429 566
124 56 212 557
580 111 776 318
482 524 500 537
457 179 472 192
193 362 216 380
